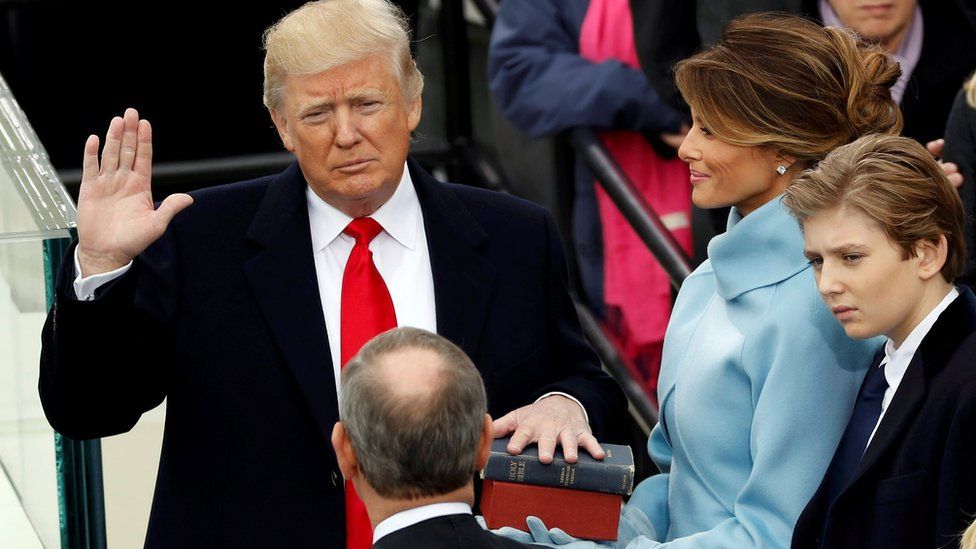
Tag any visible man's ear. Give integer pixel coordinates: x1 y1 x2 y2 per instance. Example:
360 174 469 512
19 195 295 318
331 421 358 480
269 107 295 152
915 235 948 281
474 414 493 471
407 94 422 133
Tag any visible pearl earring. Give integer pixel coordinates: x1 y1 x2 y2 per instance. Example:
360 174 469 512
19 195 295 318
776 165 787 175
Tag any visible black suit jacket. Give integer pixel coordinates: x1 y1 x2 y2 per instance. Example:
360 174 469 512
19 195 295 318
792 287 976 549
39 158 626 548
372 514 528 549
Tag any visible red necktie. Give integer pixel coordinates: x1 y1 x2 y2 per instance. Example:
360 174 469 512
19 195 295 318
339 217 396 549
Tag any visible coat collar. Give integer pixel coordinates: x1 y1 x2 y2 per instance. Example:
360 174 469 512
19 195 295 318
708 196 809 300
853 286 976 481
240 158 497 442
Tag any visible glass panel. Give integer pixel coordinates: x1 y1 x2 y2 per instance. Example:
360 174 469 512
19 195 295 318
0 74 76 243
0 70 76 548
0 463 44 548
0 238 61 548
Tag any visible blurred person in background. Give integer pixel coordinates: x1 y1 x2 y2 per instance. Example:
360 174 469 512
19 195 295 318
804 0 976 145
942 72 976 289
635 1 976 148
489 0 696 399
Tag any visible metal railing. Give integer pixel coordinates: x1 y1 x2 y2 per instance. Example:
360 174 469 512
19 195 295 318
474 0 696 431
571 128 693 290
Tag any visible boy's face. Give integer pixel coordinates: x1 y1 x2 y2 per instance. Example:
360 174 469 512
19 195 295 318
802 206 928 345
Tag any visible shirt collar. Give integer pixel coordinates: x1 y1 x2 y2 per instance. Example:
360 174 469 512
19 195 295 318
882 286 960 388
306 161 420 252
372 502 472 543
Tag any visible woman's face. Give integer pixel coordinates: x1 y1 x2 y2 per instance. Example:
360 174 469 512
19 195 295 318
677 110 789 216
828 0 917 51
802 206 930 346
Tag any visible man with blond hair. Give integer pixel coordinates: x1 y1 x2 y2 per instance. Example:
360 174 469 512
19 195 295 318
38 0 625 547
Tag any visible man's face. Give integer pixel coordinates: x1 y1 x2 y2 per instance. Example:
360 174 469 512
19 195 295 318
271 55 421 217
828 0 917 50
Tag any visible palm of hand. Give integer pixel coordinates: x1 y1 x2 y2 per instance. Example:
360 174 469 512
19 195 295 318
76 108 192 275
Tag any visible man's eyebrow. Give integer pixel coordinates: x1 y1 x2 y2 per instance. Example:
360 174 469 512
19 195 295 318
297 100 334 117
296 88 390 116
345 88 387 101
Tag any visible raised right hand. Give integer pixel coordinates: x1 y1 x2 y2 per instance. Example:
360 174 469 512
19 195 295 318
76 108 193 276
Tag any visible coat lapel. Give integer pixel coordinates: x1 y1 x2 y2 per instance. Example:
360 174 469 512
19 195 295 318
409 158 497 360
851 288 976 483
853 356 926 477
243 162 338 440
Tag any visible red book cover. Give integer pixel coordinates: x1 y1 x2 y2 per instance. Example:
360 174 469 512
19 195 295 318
480 479 622 541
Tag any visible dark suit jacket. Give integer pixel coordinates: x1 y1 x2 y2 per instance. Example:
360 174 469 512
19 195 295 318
372 514 528 549
792 287 976 549
38 158 626 548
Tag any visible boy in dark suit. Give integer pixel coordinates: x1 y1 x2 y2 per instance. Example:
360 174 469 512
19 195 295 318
784 133 976 548
331 327 528 549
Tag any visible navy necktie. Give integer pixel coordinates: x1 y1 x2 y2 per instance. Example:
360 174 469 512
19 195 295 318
823 360 889 507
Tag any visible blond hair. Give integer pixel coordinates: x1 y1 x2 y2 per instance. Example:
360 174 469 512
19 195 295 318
262 0 424 112
783 133 967 282
965 71 976 109
962 518 976 549
675 12 903 165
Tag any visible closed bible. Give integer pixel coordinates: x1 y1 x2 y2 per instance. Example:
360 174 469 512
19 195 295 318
482 436 635 496
480 480 622 541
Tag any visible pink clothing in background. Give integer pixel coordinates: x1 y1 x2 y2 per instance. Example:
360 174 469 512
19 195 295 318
579 0 693 396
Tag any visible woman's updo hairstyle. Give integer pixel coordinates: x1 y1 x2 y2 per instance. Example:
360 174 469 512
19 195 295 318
675 12 903 165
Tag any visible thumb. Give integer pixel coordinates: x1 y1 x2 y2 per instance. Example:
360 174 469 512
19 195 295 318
491 412 517 438
154 193 194 230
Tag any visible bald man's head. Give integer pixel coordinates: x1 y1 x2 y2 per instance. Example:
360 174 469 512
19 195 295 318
338 328 488 499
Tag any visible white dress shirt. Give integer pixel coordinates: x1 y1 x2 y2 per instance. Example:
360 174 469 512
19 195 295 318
306 163 436 399
866 286 960 448
371 501 472 544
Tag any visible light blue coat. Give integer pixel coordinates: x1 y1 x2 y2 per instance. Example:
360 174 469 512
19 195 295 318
619 197 880 548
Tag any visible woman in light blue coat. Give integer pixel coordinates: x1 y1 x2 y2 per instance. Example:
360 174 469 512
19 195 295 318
503 13 903 548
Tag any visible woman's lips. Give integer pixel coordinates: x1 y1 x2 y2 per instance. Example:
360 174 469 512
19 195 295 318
689 170 710 185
